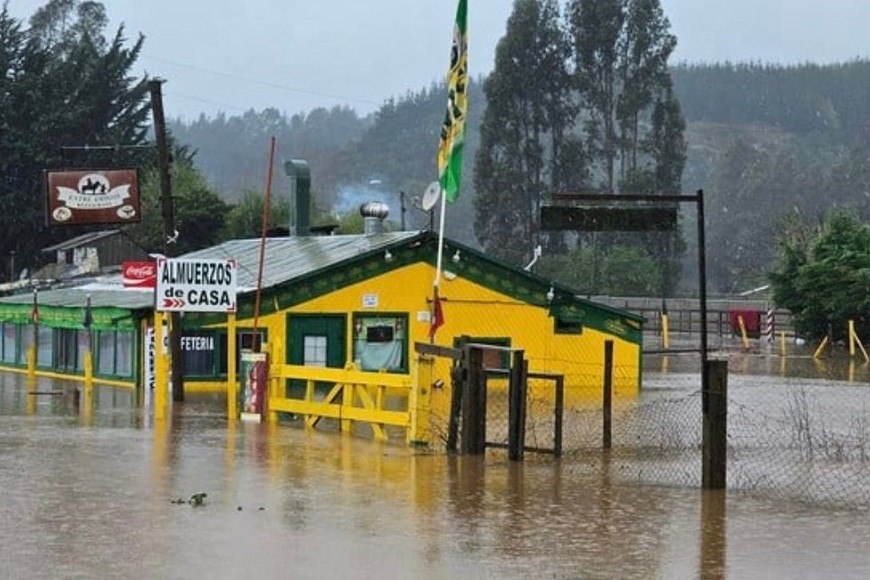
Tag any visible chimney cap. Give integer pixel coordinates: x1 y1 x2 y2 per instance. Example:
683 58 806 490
359 201 389 220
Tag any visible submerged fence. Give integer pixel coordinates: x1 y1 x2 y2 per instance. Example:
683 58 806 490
440 346 870 508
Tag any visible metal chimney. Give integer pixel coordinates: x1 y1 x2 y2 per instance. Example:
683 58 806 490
360 201 389 236
285 159 310 237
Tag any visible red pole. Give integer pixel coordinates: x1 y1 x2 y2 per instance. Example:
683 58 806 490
252 136 276 351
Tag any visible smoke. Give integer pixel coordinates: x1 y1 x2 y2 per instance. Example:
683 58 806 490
334 183 403 222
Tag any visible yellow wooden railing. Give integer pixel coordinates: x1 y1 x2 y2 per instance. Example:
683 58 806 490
267 362 431 445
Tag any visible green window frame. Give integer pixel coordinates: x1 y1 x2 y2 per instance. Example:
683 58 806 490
352 312 409 373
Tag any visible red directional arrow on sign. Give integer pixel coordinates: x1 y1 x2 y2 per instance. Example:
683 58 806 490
162 297 186 309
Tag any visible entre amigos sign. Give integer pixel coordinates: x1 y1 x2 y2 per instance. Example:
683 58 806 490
155 258 237 313
45 169 141 226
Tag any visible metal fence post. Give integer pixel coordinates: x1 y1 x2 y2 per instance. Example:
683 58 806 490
603 340 613 450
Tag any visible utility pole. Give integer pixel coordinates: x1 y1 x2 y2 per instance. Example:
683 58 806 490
149 78 185 403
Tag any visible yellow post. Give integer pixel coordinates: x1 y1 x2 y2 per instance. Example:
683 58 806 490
852 325 870 363
661 312 670 350
341 381 353 434
849 320 856 357
84 350 94 387
408 355 432 446
813 335 829 359
780 330 786 357
737 315 750 350
154 311 168 420
26 344 36 379
81 381 93 425
227 313 237 420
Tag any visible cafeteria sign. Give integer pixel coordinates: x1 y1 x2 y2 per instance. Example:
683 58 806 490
156 258 237 313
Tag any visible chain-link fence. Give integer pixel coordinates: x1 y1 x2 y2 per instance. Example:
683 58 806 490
448 349 870 508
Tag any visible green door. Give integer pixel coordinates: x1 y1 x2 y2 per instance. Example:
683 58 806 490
286 314 346 398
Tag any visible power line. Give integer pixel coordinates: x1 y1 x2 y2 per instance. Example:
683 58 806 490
140 53 382 108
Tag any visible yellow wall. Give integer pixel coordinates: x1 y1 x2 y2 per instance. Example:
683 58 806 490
231 262 640 403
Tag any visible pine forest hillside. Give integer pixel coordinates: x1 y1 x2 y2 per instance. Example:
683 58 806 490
173 61 870 294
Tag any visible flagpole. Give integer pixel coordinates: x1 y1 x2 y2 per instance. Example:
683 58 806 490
434 187 448 288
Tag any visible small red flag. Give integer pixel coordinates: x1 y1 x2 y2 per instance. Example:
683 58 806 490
429 287 444 340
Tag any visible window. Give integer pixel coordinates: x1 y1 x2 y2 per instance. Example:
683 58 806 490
303 335 328 367
2 323 16 363
98 331 116 375
37 326 53 368
115 331 133 377
217 329 268 375
352 313 408 373
182 332 218 377
56 329 78 371
554 316 583 335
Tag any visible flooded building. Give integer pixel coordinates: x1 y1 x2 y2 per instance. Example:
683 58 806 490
0 219 644 444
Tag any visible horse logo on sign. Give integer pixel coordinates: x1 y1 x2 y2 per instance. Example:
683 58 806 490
46 169 140 226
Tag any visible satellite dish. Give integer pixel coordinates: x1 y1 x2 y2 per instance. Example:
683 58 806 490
421 181 442 211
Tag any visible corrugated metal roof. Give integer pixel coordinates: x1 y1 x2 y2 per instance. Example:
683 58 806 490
0 286 153 310
181 231 423 293
41 230 123 252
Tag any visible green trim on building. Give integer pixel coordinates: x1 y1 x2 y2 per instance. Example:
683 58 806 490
0 303 140 330
188 233 644 345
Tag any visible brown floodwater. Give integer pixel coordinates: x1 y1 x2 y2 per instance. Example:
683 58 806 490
1 350 870 579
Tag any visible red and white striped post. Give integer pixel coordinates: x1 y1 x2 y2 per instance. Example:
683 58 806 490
764 307 775 343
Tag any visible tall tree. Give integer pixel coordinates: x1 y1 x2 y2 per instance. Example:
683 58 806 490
567 0 683 194
567 0 624 192
772 208 870 341
0 1 150 277
473 0 575 264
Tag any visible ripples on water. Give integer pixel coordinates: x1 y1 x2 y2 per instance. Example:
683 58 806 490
1 361 870 579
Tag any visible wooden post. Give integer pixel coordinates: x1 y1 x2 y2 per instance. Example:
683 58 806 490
508 349 526 461
446 336 468 452
702 359 728 489
227 313 237 420
149 79 185 403
603 340 613 450
462 345 485 455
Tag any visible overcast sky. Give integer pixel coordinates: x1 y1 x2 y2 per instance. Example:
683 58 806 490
7 0 870 121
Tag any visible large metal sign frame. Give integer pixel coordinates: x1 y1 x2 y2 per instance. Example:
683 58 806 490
541 190 718 486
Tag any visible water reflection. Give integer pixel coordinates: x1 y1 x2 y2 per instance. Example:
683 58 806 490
1 373 870 578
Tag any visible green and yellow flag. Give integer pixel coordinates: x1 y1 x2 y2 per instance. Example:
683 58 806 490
437 0 468 203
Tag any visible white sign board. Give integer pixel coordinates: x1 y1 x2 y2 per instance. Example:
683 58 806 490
155 258 237 313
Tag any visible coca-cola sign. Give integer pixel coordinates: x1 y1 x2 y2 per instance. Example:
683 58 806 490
123 260 156 288
46 169 140 226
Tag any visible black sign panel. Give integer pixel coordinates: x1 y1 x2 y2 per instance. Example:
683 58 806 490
541 205 678 232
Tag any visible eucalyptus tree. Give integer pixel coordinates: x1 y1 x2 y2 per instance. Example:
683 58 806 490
473 0 576 264
566 0 684 193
